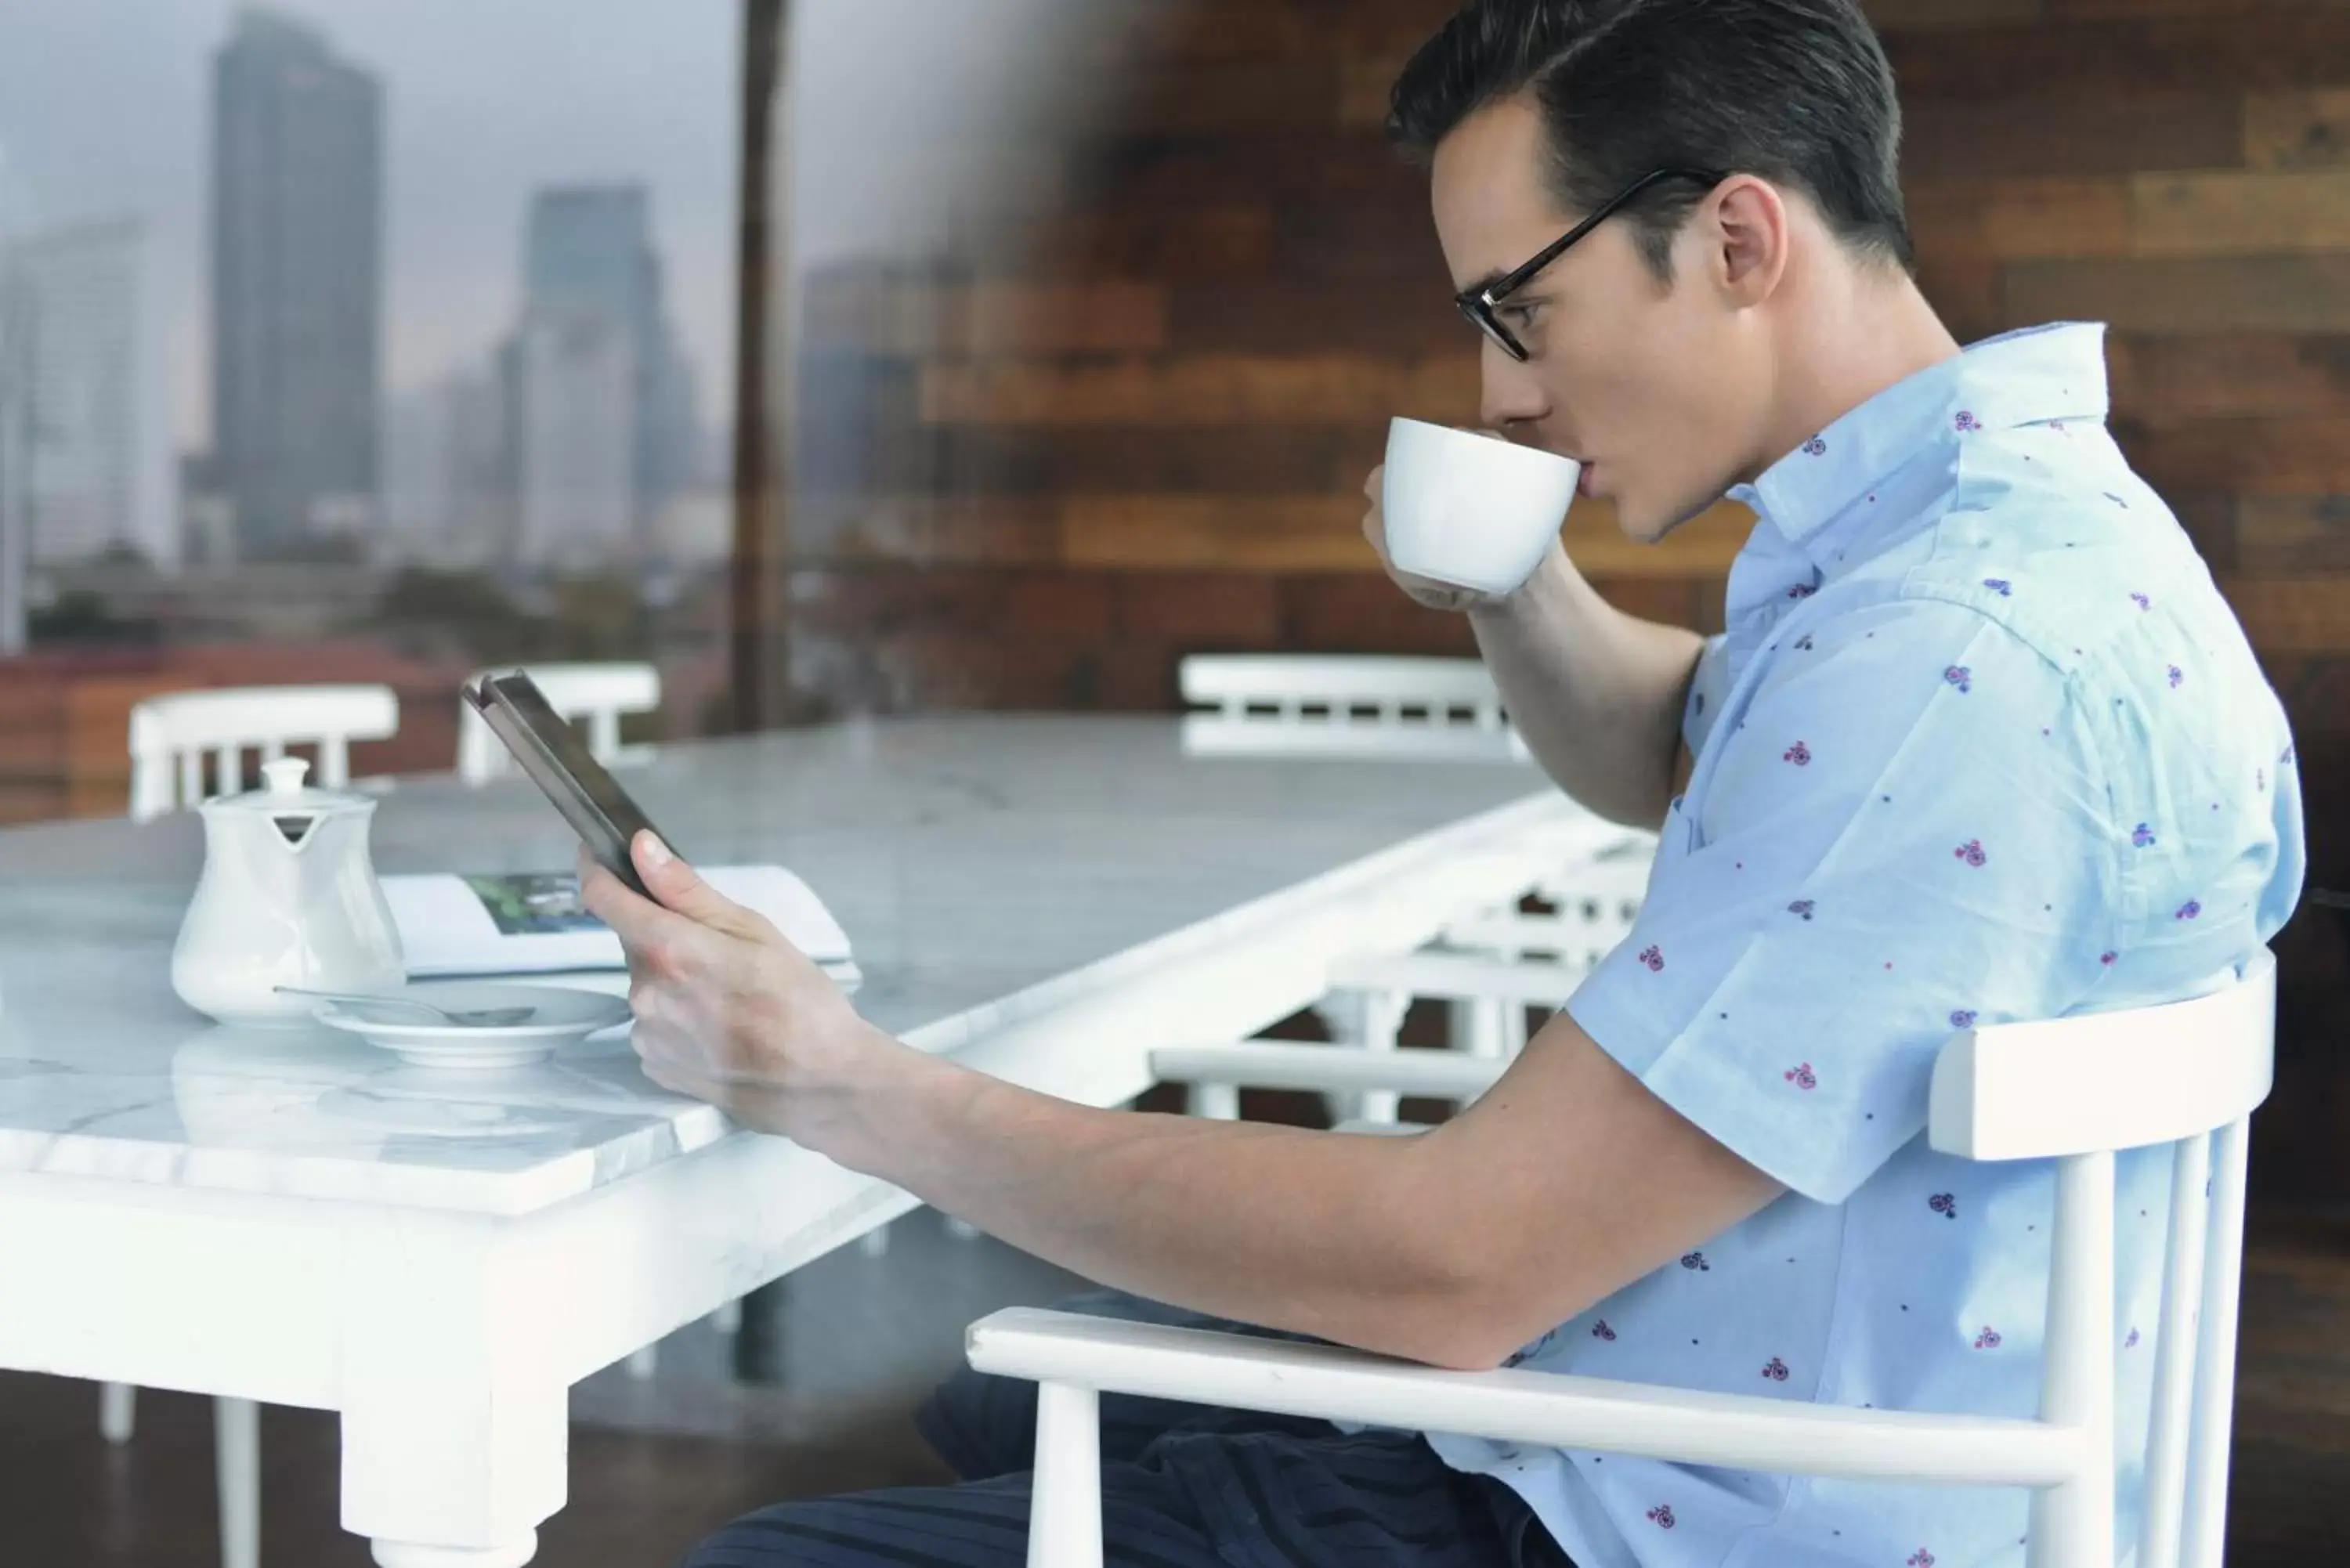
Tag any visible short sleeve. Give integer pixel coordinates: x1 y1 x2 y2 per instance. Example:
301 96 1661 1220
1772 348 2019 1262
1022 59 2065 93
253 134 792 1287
1569 600 2120 1203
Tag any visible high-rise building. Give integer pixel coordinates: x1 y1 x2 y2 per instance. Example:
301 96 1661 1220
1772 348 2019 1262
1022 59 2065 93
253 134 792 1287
515 185 697 553
210 9 384 558
0 263 23 657
378 363 515 568
515 302 636 568
0 221 173 573
0 139 24 653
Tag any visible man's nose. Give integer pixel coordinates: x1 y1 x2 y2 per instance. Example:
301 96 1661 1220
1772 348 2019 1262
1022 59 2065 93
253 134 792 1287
1479 342 1549 433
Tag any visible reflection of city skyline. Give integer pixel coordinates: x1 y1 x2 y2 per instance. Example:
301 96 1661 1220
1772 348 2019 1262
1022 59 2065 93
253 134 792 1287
4 7 721 577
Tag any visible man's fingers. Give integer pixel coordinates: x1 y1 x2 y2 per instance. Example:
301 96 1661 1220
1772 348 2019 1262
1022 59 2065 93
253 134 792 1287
579 847 701 972
631 833 765 939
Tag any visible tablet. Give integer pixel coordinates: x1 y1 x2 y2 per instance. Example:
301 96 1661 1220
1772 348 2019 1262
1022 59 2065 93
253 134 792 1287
462 670 671 898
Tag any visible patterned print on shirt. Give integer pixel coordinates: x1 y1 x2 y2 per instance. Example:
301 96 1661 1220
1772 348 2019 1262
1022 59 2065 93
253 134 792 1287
1945 666 1972 694
1785 740 1813 766
1784 1063 1820 1090
1647 1505 1677 1530
1974 1327 2003 1349
1762 1357 1790 1382
1930 1193 1958 1219
1954 839 1987 868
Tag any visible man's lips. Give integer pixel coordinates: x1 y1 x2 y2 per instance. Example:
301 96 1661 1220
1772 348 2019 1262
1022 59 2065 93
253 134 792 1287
1577 461 1598 498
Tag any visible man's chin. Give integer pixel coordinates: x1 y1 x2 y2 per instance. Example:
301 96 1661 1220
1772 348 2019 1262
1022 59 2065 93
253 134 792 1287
1614 492 1714 547
1609 498 1676 546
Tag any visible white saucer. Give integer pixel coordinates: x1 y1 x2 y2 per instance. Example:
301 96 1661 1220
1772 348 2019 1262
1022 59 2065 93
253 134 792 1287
311 981 634 1069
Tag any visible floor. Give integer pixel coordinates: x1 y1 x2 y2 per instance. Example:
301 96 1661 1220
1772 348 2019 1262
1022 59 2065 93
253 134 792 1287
3 1183 2346 1564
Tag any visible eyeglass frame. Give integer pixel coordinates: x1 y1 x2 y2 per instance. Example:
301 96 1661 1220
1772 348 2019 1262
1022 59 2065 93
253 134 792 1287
1453 167 1730 363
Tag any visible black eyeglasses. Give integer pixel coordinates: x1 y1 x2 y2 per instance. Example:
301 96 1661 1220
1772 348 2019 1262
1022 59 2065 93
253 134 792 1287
1454 168 1728 363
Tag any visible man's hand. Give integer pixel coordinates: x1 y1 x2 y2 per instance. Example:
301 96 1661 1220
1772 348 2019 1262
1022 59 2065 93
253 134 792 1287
578 831 912 1151
1361 462 1495 612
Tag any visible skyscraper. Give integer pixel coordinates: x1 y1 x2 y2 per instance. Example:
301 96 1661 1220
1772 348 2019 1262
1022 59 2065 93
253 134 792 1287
0 139 31 651
0 220 172 570
515 302 636 568
210 9 384 558
0 248 24 657
380 361 516 569
514 185 698 556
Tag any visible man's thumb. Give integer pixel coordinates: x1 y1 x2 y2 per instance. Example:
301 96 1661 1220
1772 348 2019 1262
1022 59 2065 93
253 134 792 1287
634 833 754 934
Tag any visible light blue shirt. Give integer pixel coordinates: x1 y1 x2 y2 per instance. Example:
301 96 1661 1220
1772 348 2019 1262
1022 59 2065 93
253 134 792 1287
1429 323 2305 1567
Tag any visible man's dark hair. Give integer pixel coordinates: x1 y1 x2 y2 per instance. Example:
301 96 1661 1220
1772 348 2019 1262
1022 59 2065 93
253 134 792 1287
1388 0 1913 280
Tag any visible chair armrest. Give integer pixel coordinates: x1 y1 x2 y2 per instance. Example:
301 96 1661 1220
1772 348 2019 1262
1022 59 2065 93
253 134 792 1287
1152 1043 1506 1100
1327 951 1584 1006
965 1309 2084 1488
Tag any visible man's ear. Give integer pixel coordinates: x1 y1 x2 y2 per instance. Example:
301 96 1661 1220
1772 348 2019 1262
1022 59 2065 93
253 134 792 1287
1708 175 1791 309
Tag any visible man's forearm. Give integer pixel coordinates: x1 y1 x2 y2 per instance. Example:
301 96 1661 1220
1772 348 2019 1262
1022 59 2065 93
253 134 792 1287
807 1045 1505 1367
1470 546 1705 828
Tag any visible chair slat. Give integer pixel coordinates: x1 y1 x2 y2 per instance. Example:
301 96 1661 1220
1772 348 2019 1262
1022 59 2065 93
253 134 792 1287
2182 1114 2252 1568
2138 1130 2212 1568
128 685 399 821
2030 1150 2117 1567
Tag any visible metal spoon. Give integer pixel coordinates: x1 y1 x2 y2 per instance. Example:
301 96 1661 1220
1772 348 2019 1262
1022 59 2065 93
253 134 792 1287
275 986 537 1028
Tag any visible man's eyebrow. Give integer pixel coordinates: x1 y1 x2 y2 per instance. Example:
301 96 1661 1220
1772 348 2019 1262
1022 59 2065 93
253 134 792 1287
1461 269 1509 298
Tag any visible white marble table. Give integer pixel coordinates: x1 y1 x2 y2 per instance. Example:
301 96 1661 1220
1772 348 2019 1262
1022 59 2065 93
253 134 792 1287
0 715 1611 1565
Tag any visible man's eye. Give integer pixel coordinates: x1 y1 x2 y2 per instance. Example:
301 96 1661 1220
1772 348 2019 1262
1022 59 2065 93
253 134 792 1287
1501 302 1542 329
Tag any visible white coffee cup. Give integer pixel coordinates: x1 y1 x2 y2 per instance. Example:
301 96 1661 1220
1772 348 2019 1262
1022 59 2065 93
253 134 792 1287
1381 417 1582 596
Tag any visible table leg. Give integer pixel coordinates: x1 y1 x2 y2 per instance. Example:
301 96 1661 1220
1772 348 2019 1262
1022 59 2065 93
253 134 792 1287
215 1397 261 1568
338 1219 567 1566
98 1381 136 1444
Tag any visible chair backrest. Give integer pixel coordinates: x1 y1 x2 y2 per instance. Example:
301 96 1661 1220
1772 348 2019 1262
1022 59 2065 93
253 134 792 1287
454 662 662 784
128 685 401 822
1177 655 1520 761
1928 950 2276 1568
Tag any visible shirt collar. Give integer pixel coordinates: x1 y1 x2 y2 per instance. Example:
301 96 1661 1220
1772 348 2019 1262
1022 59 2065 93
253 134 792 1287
1726 322 2112 573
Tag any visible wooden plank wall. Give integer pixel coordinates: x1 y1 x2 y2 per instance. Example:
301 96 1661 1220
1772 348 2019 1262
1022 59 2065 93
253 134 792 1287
786 0 2350 1188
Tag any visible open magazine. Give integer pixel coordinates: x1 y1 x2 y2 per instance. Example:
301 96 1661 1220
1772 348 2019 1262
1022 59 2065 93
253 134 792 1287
380 865 860 992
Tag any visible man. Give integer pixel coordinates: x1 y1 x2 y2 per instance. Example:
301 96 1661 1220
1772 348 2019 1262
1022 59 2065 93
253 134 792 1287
589 1 2305 1563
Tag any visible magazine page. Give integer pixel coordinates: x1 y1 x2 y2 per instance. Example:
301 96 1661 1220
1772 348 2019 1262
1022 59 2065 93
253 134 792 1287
382 865 857 988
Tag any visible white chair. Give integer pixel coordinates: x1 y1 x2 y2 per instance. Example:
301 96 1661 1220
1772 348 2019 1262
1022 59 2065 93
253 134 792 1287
974 952 2277 1568
128 685 401 823
1184 649 1645 1090
1178 655 1524 762
455 662 661 785
1184 830 1654 1125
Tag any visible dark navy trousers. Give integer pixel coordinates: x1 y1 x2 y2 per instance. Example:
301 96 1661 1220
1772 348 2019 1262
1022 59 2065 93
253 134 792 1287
680 1289 1574 1568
